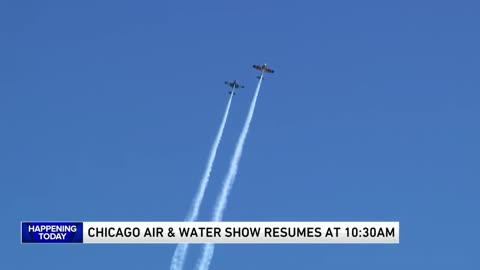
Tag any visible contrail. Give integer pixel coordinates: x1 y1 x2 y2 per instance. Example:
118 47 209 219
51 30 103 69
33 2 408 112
196 74 264 270
170 93 234 270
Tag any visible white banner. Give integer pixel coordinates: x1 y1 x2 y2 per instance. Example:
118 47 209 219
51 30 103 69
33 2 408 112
83 222 399 244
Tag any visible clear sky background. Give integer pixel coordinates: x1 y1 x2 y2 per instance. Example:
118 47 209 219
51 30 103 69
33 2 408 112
1 0 479 269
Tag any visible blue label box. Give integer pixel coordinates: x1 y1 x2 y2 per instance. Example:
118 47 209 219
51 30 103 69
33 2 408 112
21 222 83 243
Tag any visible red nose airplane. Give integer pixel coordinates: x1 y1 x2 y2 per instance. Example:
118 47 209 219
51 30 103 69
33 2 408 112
253 63 274 74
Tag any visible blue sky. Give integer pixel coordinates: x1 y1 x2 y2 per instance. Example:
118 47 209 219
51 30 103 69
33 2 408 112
1 0 479 269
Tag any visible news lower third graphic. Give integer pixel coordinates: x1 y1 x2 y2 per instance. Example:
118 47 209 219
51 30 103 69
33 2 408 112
21 222 399 244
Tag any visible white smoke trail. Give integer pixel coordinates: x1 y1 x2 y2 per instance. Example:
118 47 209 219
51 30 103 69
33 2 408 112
196 74 264 270
170 93 234 270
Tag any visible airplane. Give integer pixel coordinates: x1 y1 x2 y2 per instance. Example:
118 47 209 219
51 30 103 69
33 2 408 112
225 80 245 95
253 63 274 74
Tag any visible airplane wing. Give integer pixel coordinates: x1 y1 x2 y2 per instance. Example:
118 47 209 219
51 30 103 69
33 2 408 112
225 81 234 87
235 84 245 88
253 65 262 71
264 68 274 73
